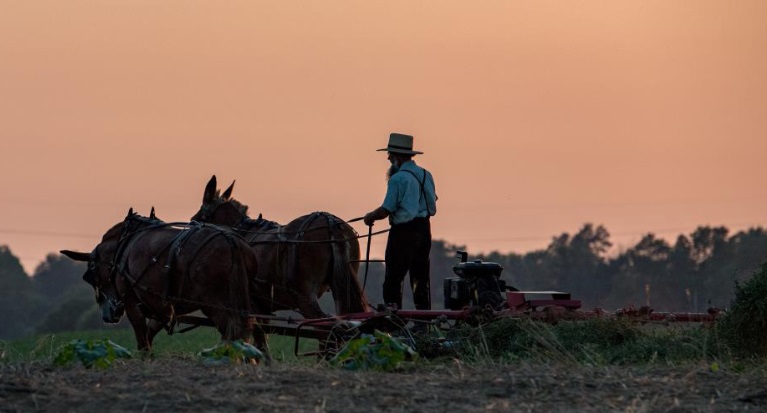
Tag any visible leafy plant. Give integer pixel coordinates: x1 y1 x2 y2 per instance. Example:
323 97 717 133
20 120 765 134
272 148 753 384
198 340 265 365
717 262 767 358
330 330 418 371
53 339 132 368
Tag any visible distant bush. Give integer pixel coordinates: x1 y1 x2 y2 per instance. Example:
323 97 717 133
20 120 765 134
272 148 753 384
717 262 767 358
35 296 105 334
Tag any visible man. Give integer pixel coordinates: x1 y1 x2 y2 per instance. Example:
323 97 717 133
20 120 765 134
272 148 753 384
364 133 437 310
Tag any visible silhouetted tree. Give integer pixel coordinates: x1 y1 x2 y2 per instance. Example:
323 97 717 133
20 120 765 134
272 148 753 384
512 249 554 290
32 253 89 305
691 226 733 308
471 224 767 312
668 235 698 311
31 253 95 333
729 228 767 279
607 234 673 309
536 224 611 304
35 294 102 333
0 246 43 339
691 226 729 265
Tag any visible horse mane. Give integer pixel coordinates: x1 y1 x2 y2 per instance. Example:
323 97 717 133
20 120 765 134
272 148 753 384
101 209 140 242
101 221 126 242
100 211 163 242
226 197 283 228
220 196 249 216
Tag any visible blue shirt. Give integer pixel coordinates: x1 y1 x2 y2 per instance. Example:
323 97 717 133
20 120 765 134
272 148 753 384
382 160 437 225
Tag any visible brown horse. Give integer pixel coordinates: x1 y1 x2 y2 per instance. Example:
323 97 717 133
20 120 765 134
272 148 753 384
61 208 265 353
191 176 369 318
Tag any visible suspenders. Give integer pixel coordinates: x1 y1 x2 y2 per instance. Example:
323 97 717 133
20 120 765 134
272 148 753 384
400 168 433 216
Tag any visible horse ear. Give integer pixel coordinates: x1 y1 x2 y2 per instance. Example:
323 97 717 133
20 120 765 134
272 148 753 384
126 207 135 219
150 206 156 220
222 180 235 200
60 250 90 262
203 175 218 204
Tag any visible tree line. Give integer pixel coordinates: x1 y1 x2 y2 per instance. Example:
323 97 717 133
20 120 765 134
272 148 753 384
2 223 766 339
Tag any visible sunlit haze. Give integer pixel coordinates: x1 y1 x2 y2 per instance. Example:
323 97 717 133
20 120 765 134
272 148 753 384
1 1 765 274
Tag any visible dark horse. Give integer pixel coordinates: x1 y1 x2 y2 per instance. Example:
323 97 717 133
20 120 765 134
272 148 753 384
191 176 369 318
61 208 265 352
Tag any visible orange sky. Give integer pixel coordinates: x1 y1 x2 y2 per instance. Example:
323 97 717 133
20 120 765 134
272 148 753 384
1 1 766 275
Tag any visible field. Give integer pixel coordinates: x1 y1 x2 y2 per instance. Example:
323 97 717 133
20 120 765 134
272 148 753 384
4 357 767 412
2 322 767 412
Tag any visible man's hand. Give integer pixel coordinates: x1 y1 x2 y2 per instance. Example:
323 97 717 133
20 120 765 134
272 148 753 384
363 207 390 226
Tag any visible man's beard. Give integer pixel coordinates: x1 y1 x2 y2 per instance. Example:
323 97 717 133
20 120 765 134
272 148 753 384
386 163 400 181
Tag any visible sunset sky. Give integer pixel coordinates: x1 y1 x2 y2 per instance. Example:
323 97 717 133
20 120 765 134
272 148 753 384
1 1 765 275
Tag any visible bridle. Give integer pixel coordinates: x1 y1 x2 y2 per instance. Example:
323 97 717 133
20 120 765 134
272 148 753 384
193 198 241 226
86 248 123 312
87 214 164 311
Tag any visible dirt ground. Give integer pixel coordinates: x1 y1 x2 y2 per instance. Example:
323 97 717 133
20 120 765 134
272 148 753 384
2 359 767 413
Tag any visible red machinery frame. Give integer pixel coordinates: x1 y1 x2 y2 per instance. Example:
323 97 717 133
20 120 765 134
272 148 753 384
175 289 721 357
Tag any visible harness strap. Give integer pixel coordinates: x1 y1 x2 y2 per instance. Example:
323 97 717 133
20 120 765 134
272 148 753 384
115 221 200 322
161 224 201 301
285 212 322 285
112 222 172 321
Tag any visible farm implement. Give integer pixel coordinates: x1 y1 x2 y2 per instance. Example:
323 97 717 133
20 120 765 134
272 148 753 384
175 250 722 358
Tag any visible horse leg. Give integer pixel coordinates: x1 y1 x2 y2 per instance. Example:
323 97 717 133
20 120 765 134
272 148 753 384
205 309 251 343
205 308 272 364
124 303 151 352
302 297 329 319
252 324 271 365
294 277 330 318
146 319 165 349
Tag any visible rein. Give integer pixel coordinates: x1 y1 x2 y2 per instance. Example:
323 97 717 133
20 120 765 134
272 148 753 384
234 215 389 245
199 198 390 245
228 210 388 297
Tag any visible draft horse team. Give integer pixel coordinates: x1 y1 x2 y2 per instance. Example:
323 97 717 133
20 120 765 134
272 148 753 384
61 176 369 357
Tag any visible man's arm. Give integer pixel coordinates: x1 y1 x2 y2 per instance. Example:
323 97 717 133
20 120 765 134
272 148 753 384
363 207 390 226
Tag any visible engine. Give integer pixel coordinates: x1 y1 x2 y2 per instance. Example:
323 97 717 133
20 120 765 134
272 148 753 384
443 251 512 310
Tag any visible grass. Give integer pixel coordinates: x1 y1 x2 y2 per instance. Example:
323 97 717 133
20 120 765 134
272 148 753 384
0 325 319 364
426 317 733 366
2 317 762 370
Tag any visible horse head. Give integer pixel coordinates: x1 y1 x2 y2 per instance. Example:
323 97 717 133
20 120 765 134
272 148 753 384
191 175 248 225
61 208 162 323
61 247 125 323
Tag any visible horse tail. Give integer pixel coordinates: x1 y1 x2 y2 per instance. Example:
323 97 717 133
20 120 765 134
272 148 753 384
327 216 369 314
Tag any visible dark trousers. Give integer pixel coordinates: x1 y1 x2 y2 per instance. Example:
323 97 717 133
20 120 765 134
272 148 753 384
383 217 432 310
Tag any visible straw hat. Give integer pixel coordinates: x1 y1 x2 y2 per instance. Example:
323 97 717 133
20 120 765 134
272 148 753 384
377 133 423 155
